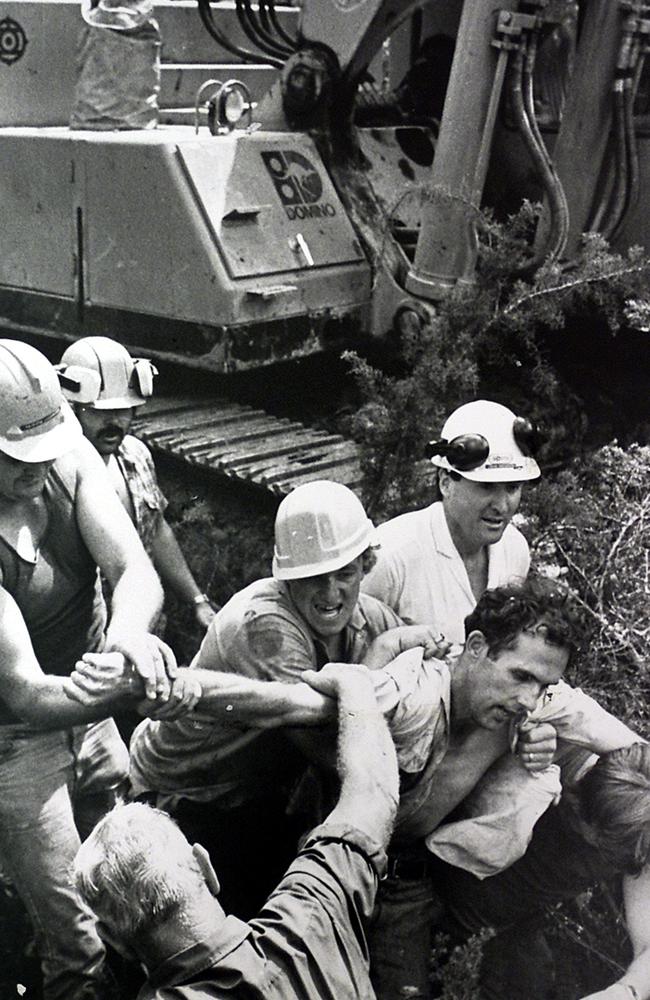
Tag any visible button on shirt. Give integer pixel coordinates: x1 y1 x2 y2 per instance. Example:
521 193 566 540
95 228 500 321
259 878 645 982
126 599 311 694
129 578 403 807
137 823 385 1000
361 502 530 644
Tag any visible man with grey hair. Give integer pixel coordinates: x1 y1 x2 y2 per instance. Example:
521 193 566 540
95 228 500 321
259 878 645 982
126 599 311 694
74 662 399 999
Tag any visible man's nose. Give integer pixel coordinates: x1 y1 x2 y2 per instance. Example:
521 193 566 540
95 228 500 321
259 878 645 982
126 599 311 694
489 487 511 511
517 685 542 712
317 575 339 600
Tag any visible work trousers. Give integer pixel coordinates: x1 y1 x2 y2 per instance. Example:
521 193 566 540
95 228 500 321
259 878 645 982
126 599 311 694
0 719 128 1000
369 802 610 1000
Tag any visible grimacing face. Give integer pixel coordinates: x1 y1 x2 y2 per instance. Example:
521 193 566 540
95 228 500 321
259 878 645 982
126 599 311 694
465 629 568 730
440 471 523 552
287 555 364 639
0 451 55 502
75 405 135 458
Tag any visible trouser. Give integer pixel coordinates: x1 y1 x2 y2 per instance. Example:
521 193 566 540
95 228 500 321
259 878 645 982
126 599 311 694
0 719 129 1000
433 800 609 1000
369 803 610 1000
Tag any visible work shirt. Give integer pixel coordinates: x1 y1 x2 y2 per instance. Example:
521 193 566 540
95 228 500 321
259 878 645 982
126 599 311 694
129 579 402 807
387 651 639 851
116 434 167 554
362 501 530 644
0 450 106 722
138 822 385 1000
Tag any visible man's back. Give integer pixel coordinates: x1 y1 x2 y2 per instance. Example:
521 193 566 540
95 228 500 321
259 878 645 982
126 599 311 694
138 823 383 999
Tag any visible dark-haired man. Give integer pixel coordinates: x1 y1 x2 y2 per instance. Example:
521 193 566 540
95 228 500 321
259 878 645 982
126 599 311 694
359 577 641 1000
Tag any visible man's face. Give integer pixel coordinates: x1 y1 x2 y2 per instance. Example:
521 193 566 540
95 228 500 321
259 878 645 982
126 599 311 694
0 451 55 501
287 555 364 639
440 472 523 551
76 405 134 457
465 630 568 730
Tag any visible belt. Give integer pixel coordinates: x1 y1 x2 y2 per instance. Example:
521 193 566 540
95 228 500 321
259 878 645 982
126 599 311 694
386 851 432 881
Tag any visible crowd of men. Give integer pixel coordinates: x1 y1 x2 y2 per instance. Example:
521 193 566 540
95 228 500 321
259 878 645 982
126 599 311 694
1 335 649 1000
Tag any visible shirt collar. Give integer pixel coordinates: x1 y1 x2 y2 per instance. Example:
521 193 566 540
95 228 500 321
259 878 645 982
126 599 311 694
147 915 251 990
429 501 460 560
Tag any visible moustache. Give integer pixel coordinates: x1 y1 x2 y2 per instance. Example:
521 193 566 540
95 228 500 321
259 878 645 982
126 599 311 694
98 426 126 438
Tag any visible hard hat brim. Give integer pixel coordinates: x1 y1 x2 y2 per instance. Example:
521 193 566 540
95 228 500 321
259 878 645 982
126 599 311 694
0 401 82 463
432 455 541 482
273 527 378 580
89 396 147 410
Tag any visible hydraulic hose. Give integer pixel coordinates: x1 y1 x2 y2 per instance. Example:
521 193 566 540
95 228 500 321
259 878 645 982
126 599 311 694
236 0 292 60
522 35 570 258
263 0 299 49
197 0 283 67
509 45 570 270
611 34 644 239
601 83 630 238
257 0 296 54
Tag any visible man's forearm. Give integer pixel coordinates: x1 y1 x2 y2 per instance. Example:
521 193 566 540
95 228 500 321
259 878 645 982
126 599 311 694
188 670 334 727
106 558 164 641
328 674 399 847
11 676 132 730
151 519 204 605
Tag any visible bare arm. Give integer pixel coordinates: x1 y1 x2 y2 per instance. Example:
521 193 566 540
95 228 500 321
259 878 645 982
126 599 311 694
580 868 650 999
305 663 400 848
68 654 336 727
71 440 174 699
149 518 217 630
0 589 132 728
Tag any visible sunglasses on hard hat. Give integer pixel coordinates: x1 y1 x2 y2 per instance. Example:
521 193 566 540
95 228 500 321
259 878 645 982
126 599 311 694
425 417 539 472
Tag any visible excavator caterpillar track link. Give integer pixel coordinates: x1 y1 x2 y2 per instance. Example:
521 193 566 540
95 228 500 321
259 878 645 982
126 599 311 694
133 396 363 497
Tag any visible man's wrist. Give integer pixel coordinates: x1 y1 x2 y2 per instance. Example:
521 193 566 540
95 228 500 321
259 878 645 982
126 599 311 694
192 593 211 606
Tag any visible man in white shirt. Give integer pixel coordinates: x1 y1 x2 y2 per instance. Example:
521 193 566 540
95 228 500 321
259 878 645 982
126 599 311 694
362 399 540 644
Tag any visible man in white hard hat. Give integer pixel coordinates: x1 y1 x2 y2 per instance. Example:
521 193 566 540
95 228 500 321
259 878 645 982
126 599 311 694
125 479 446 917
0 338 181 1000
362 399 540 646
73 662 399 1000
121 479 556 920
59 336 216 631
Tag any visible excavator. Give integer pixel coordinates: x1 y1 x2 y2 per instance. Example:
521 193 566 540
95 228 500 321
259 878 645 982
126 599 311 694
0 0 647 493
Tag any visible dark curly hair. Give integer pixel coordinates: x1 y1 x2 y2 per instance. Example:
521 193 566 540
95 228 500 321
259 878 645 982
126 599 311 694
463 576 583 662
577 743 650 876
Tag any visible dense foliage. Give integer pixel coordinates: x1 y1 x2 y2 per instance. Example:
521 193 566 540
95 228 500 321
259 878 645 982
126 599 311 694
346 206 650 522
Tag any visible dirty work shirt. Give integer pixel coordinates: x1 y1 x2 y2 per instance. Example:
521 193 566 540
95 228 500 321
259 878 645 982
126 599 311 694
138 823 384 1000
361 501 530 645
116 434 167 555
129 578 402 807
386 651 640 842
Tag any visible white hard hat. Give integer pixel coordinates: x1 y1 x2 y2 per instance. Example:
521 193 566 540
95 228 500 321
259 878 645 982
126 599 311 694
273 480 377 580
427 400 541 482
0 340 83 463
59 337 157 410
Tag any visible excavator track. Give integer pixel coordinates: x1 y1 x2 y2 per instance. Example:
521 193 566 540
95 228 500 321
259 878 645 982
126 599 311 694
133 396 362 496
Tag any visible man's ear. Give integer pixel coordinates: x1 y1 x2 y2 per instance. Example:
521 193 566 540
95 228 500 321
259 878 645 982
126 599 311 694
465 630 488 659
192 842 221 898
438 469 453 497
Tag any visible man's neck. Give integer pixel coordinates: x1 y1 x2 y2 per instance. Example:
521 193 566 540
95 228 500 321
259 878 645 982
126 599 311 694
443 509 480 560
448 650 477 734
141 899 227 974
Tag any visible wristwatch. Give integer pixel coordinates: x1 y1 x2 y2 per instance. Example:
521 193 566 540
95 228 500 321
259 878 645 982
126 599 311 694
192 593 211 606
